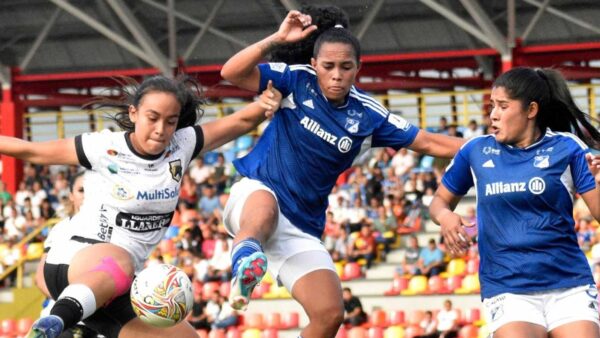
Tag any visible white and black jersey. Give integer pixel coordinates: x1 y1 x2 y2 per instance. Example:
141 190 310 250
46 126 203 273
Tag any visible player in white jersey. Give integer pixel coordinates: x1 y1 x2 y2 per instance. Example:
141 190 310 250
220 10 464 338
430 67 600 338
0 74 281 338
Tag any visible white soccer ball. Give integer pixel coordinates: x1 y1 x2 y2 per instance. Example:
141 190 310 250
130 264 194 327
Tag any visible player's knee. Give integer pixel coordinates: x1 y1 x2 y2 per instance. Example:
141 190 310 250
90 256 134 297
308 301 344 329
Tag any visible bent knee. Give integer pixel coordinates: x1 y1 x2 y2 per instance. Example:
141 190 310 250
308 302 344 327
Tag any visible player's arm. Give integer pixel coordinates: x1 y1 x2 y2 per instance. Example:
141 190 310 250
220 10 316 91
0 135 78 165
581 153 600 220
429 185 471 256
200 81 282 152
408 129 465 159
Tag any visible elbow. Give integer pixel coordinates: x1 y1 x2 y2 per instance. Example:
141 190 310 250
220 65 238 84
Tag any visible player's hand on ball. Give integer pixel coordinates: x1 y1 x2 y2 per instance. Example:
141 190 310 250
439 211 472 257
259 80 282 119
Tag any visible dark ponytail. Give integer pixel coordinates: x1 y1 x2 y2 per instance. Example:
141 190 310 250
493 67 600 148
87 74 205 132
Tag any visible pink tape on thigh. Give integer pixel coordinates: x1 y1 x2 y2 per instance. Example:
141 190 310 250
91 257 133 297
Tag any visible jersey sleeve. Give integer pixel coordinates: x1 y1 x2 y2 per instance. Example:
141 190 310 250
569 137 596 194
441 145 474 196
74 129 113 170
173 126 203 167
258 63 294 96
371 113 419 149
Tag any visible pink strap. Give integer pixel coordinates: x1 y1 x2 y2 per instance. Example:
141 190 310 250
91 257 133 301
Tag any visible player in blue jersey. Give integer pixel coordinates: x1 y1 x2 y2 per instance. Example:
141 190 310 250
220 10 464 338
430 67 600 338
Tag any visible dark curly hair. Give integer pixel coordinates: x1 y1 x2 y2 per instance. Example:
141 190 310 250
270 5 350 65
88 75 205 132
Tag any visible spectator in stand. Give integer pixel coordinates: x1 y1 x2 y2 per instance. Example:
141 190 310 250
447 124 463 138
177 228 201 255
369 205 396 257
31 180 47 210
365 166 384 203
436 116 449 134
342 287 367 327
348 224 376 269
186 292 210 330
345 197 367 234
210 153 231 194
331 227 350 263
418 239 444 278
399 235 422 276
4 206 25 240
577 217 596 252
323 211 342 253
189 157 213 189
198 184 221 219
39 198 56 222
14 181 33 210
179 173 199 207
391 148 415 181
382 167 403 196
415 310 438 338
23 197 40 219
463 119 483 139
205 235 232 282
210 295 239 331
435 299 459 338
0 181 12 204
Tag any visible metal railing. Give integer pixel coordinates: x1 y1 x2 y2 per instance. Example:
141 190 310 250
22 83 600 140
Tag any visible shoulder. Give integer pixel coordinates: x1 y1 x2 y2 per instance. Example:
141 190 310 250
349 87 389 119
459 134 493 153
288 64 316 76
546 130 588 151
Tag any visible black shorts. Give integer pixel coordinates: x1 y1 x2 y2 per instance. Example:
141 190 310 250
44 262 137 338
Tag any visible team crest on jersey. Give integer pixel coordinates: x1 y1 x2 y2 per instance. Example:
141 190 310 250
533 155 549 168
169 159 182 182
345 118 360 134
107 149 118 156
111 184 133 200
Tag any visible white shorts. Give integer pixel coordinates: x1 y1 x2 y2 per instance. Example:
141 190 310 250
223 178 335 292
483 284 600 333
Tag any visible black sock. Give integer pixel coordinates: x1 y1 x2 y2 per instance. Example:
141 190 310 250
50 297 84 330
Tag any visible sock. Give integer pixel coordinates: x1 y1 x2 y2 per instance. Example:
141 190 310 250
50 284 97 329
231 238 263 277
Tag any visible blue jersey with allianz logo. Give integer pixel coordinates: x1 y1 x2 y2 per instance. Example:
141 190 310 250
442 129 595 298
234 63 419 238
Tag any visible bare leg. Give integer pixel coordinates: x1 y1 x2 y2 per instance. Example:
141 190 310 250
494 321 547 338
549 320 600 338
292 269 344 338
119 317 199 338
234 190 278 245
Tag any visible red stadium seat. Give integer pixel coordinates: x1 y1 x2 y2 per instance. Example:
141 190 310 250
388 310 405 326
241 328 261 338
209 329 226 338
368 327 384 338
463 308 481 324
404 325 424 338
348 327 367 338
1 319 16 335
226 327 242 338
459 324 479 338
264 312 282 329
427 275 443 294
336 326 348 338
251 282 270 299
282 312 299 329
245 313 264 329
466 258 479 274
262 328 279 338
343 262 362 280
407 310 424 326
383 326 404 338
16 318 33 335
369 309 387 328
445 276 463 293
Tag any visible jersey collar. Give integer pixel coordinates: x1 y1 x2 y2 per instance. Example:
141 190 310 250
124 132 164 161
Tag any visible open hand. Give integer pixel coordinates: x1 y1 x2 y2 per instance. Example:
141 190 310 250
275 10 318 44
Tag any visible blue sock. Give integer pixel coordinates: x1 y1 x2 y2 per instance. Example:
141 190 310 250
231 238 263 277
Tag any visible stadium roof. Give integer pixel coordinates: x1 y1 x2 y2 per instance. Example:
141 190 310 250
0 0 599 92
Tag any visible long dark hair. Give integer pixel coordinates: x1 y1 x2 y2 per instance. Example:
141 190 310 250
270 5 350 65
493 67 600 148
88 75 205 131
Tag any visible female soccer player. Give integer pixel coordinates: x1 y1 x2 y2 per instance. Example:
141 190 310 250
2 74 281 338
430 67 600 338
220 10 463 338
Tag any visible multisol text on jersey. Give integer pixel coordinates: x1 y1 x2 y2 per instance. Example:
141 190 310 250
115 212 174 232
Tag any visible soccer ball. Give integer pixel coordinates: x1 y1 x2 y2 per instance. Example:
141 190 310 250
130 264 193 327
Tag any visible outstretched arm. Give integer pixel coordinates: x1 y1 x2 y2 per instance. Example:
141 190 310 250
581 153 600 220
0 136 78 165
408 130 465 158
200 81 282 152
220 10 317 92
